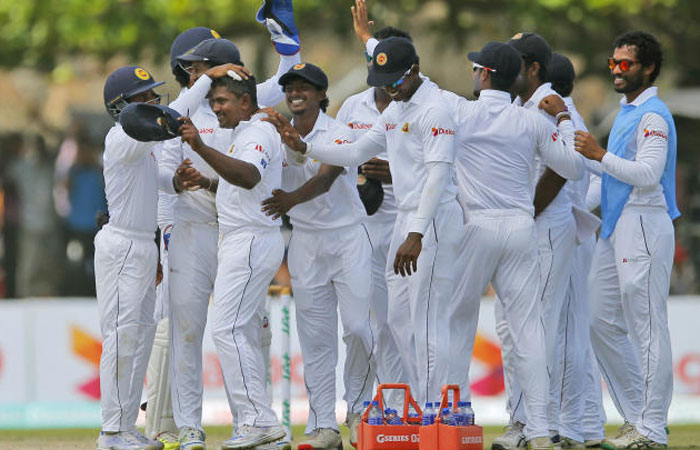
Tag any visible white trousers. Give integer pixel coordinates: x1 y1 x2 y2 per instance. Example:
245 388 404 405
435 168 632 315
497 215 576 431
589 208 674 444
289 224 375 433
364 218 407 408
452 210 549 440
212 228 284 428
94 225 158 432
168 222 218 431
386 201 462 407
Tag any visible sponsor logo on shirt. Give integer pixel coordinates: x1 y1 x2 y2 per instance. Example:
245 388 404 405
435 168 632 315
260 158 268 169
349 122 372 130
334 138 351 145
644 128 668 140
431 127 455 137
401 122 410 133
199 128 214 134
386 123 397 131
255 144 264 152
551 131 559 142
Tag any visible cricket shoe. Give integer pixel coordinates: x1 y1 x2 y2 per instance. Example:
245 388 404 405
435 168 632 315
253 440 292 450
154 431 180 450
97 431 148 450
559 436 585 449
584 438 603 448
528 437 554 450
297 428 343 450
492 421 527 449
256 0 299 55
130 430 165 450
345 412 361 447
221 424 286 449
178 426 205 450
601 428 667 449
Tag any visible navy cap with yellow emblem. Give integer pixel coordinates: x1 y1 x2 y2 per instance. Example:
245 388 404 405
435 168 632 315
103 66 165 121
119 103 182 142
367 37 418 87
278 62 329 90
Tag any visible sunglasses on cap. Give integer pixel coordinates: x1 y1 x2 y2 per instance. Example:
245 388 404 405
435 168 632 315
387 64 415 89
472 62 497 73
608 58 637 72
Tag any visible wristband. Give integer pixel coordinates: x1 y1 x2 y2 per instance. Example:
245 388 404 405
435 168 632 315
556 110 571 122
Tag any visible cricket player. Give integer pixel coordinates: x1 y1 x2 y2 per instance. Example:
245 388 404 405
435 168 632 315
575 31 678 449
96 66 167 450
264 37 463 409
260 63 375 449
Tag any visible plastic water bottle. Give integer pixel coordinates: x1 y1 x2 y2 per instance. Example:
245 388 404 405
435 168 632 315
465 401 475 425
385 408 403 425
440 407 454 426
454 401 467 426
408 404 420 424
367 401 383 425
421 402 434 426
363 401 370 411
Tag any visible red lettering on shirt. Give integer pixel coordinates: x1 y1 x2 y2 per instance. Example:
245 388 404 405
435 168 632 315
431 127 455 137
334 139 351 145
199 128 214 134
551 131 559 142
349 122 372 130
385 123 397 131
644 128 668 140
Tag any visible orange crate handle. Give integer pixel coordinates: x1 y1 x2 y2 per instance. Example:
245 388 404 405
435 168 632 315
361 383 423 423
434 384 461 424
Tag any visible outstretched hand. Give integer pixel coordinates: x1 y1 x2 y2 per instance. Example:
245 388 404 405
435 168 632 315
351 0 374 45
261 108 307 154
261 189 297 219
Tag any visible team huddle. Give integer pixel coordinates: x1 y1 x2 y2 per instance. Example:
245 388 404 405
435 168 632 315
94 0 678 450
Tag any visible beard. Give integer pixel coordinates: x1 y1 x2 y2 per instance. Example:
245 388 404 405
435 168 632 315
613 70 644 93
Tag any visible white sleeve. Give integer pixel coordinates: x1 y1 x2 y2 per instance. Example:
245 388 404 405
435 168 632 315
306 115 386 166
257 54 302 108
536 115 584 180
600 112 668 188
366 38 379 58
158 137 183 194
108 126 156 164
585 173 601 211
169 75 212 117
408 161 450 235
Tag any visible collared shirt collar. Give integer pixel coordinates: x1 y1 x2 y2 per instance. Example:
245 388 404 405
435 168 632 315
293 110 331 140
360 87 382 114
406 78 433 106
522 82 553 109
620 86 658 107
478 89 512 103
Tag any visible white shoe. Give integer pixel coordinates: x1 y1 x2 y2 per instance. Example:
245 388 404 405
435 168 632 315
130 430 165 450
297 428 343 450
527 437 554 450
97 431 146 450
221 424 286 449
345 412 361 447
583 438 603 448
253 440 291 450
154 431 180 450
492 422 527 450
178 426 205 450
601 428 667 449
559 436 585 449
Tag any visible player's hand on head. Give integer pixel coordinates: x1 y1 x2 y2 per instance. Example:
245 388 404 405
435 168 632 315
574 130 607 162
178 117 204 151
538 94 567 117
393 232 423 277
261 108 307 154
361 158 392 184
261 189 296 219
206 63 252 80
351 0 374 45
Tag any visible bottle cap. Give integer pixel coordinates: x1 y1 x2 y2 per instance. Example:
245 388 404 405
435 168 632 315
372 400 379 406
466 401 472 406
442 408 450 413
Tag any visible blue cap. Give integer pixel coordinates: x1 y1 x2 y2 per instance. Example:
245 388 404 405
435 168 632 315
279 62 328 90
104 66 165 120
119 103 182 142
178 38 242 66
367 37 418 87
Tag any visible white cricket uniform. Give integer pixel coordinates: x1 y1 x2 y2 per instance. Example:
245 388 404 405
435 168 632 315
304 81 463 406
283 112 375 434
335 88 407 405
211 114 285 427
158 54 300 431
446 89 584 440
589 87 674 445
95 124 159 432
496 83 579 430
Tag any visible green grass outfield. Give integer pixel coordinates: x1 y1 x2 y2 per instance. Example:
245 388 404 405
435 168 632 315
1 424 699 449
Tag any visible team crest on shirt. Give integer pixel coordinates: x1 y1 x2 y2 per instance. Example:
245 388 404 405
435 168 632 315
401 122 410 133
376 52 388 66
431 127 455 137
643 128 668 140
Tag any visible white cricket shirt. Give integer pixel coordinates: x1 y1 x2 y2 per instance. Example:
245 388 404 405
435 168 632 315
215 113 283 233
103 124 158 234
283 111 366 231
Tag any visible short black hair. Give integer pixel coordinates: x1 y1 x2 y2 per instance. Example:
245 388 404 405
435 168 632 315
374 26 412 42
550 80 573 97
211 75 258 109
613 30 663 83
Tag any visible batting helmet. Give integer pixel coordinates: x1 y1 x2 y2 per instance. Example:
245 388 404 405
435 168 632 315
170 27 221 86
103 66 165 121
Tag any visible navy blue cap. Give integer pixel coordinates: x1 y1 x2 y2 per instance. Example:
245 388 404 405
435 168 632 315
178 38 242 66
468 42 522 83
548 53 576 84
169 27 221 70
103 66 165 120
278 63 328 90
367 37 418 87
507 32 552 68
119 103 182 142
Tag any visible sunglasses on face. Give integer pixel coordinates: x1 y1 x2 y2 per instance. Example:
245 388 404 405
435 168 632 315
472 62 497 73
608 58 637 72
388 65 415 89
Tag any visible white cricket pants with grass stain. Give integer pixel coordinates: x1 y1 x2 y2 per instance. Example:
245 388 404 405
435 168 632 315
364 217 408 409
450 210 549 440
212 227 284 428
386 201 463 407
289 224 375 434
590 207 674 445
94 225 158 432
167 221 218 431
